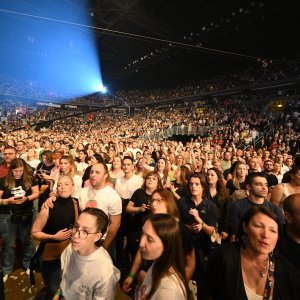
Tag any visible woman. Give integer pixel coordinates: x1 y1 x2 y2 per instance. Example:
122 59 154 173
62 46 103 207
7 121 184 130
0 158 39 282
135 214 191 299
122 189 195 294
135 157 149 178
205 206 300 300
108 156 124 186
75 149 89 177
26 148 40 170
52 155 82 199
31 175 78 299
154 158 171 188
126 172 163 259
206 168 228 238
35 150 55 187
226 162 248 196
170 165 191 200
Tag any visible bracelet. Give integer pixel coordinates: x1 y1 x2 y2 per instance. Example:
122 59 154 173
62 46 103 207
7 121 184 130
137 207 142 213
2 200 6 205
26 196 29 201
128 273 135 279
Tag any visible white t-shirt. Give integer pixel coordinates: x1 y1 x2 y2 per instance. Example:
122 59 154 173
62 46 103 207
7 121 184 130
60 244 120 300
115 174 143 200
79 185 122 216
135 264 186 300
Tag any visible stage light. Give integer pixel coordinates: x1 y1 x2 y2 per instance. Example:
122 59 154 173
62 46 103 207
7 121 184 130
98 84 107 94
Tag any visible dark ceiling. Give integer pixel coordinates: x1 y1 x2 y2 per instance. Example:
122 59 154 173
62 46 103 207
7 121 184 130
88 0 299 89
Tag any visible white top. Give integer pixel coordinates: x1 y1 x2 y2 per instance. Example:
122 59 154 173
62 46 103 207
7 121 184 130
79 185 122 216
60 244 120 300
115 174 143 199
244 284 270 300
135 264 186 300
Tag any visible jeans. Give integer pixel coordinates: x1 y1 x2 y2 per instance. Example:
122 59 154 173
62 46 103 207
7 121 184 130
41 259 61 299
0 213 35 275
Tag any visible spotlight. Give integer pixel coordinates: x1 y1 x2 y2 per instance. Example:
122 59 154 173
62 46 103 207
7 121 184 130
98 84 107 94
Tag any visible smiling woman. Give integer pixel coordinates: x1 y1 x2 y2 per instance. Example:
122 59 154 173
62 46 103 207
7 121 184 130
205 206 300 300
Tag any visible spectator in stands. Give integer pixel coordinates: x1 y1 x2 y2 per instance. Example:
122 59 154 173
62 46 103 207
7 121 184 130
0 147 17 178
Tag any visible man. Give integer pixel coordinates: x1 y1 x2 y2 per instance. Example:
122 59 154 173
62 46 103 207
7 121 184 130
262 159 278 188
16 140 27 160
79 163 121 250
279 193 300 273
247 156 261 173
221 151 232 172
228 172 284 239
59 208 120 299
114 156 143 269
0 147 17 178
275 153 289 175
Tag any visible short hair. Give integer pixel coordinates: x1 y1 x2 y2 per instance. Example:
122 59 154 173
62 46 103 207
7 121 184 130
245 172 268 185
41 150 53 163
283 193 300 216
122 156 134 164
92 161 108 174
188 172 208 192
3 146 17 153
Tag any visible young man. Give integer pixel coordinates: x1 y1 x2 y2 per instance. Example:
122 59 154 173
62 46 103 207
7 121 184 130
228 172 284 239
58 208 120 300
0 147 17 178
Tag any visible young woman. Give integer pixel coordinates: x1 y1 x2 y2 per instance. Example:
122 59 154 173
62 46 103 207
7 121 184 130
206 168 229 238
123 189 195 294
108 156 124 186
205 206 300 300
226 162 248 195
170 165 191 200
26 148 40 170
135 214 191 299
75 150 89 177
126 172 163 259
154 158 171 188
52 155 82 199
0 158 39 282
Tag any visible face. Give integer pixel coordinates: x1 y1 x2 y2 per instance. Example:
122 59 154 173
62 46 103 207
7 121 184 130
112 157 121 169
27 148 36 158
150 192 168 214
264 161 274 172
122 158 134 174
207 170 218 185
273 163 281 173
54 142 61 151
57 176 74 198
291 170 300 185
89 163 108 188
145 175 159 190
236 164 247 177
71 213 101 256
285 158 293 167
140 220 164 261
16 142 25 152
243 213 278 255
248 158 260 172
157 159 166 171
176 156 184 166
247 176 268 199
189 177 204 197
12 166 24 179
224 152 231 161
59 159 72 173
3 149 17 164
79 151 86 160
213 162 222 171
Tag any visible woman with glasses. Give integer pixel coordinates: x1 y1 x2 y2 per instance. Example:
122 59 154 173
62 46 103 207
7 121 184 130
122 189 195 295
31 175 78 299
57 207 120 300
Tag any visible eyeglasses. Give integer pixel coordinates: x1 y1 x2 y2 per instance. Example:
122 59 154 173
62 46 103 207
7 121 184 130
71 227 100 240
149 198 164 204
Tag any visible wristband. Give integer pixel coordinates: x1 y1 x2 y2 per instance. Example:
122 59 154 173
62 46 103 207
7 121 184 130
26 196 29 201
128 273 135 279
2 200 6 206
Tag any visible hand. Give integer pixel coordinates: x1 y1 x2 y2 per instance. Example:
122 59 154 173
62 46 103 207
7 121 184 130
53 228 72 241
170 184 178 194
122 276 133 293
42 196 56 209
189 208 202 224
188 222 202 233
140 204 150 211
5 196 17 205
13 195 27 205
221 231 228 240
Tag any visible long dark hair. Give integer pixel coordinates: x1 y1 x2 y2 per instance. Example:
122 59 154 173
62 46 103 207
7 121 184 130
146 214 189 299
5 158 33 190
207 168 227 200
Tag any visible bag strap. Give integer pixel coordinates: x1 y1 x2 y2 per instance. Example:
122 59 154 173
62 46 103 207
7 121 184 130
72 198 79 220
263 252 275 300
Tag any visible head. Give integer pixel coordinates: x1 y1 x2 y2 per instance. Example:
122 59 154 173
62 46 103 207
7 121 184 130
150 189 179 217
122 156 135 175
52 151 64 167
238 206 280 255
264 159 274 172
59 155 75 175
3 146 17 165
56 175 74 198
212 160 222 172
283 193 300 239
175 165 191 186
16 140 26 152
142 171 163 192
53 141 62 151
89 153 104 165
246 172 268 199
188 173 208 198
233 162 248 180
89 162 108 189
247 157 260 173
206 168 227 200
111 156 122 170
78 149 88 163
290 165 300 186
41 150 53 165
71 208 109 256
224 151 232 161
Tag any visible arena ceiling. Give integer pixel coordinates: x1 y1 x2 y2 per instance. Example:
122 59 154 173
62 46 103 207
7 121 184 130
88 0 299 89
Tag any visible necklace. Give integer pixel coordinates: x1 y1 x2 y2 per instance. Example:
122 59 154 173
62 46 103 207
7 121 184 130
244 254 269 278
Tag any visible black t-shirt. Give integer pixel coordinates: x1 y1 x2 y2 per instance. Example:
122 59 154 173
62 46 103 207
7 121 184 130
130 189 151 233
0 176 38 214
36 162 55 185
226 179 246 195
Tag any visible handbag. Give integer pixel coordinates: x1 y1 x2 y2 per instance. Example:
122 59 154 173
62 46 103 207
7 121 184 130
10 210 33 224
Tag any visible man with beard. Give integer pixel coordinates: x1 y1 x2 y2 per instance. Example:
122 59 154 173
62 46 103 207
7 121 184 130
228 172 284 240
